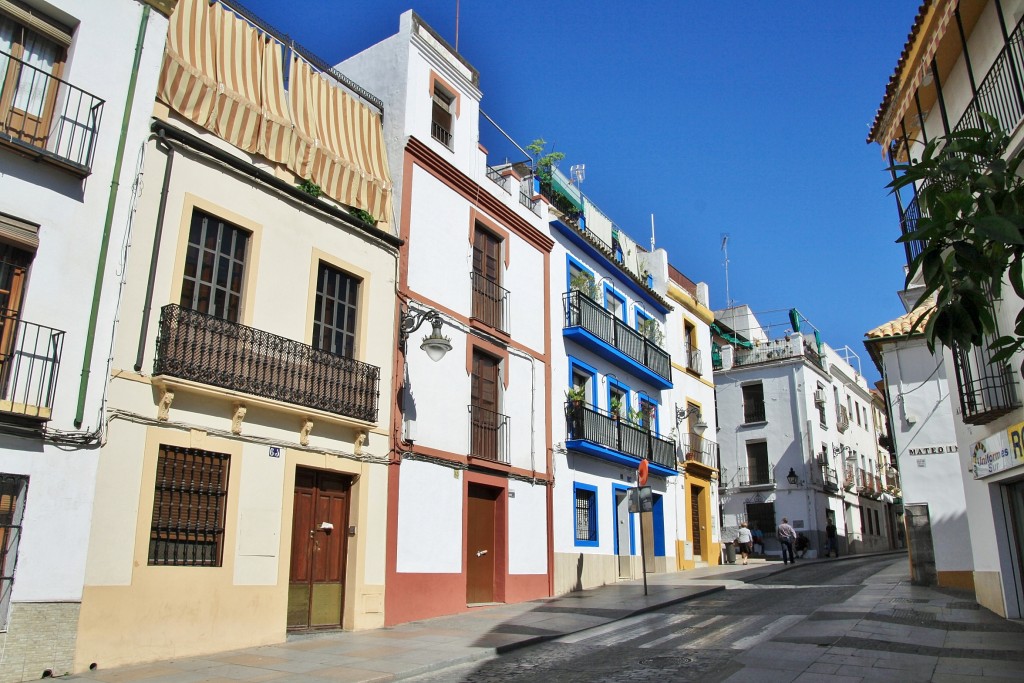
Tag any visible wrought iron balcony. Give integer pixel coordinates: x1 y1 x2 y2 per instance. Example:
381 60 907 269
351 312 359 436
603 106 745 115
735 466 774 489
430 121 452 149
732 339 824 370
822 466 841 493
743 401 766 424
486 166 511 194
843 464 857 491
0 50 104 175
470 272 509 334
563 290 671 385
565 402 677 471
681 432 717 468
154 304 379 422
0 314 64 421
468 404 509 464
952 342 1020 425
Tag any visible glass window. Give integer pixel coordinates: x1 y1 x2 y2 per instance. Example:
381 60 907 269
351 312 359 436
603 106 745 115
180 209 249 322
430 84 454 148
574 484 597 544
742 383 765 423
313 262 360 358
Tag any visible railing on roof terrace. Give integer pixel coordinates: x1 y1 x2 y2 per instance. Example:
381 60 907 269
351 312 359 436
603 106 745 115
732 340 823 369
486 166 511 194
0 50 105 175
565 402 677 470
563 290 671 382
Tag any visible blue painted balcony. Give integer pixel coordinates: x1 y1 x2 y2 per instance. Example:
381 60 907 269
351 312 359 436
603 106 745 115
562 290 672 389
565 401 677 476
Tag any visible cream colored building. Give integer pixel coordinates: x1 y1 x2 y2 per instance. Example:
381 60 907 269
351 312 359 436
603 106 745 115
75 0 399 669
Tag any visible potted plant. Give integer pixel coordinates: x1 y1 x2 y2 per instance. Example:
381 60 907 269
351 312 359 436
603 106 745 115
569 271 597 301
637 317 664 347
609 395 623 420
565 386 586 408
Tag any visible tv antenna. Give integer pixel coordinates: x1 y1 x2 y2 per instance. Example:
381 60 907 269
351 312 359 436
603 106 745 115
721 234 733 308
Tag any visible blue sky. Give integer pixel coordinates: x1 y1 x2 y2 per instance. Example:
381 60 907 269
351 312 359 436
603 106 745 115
241 0 921 383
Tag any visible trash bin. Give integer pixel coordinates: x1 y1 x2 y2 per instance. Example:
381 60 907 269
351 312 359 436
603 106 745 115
724 541 736 564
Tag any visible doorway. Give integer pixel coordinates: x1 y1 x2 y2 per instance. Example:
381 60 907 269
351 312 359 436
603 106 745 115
614 487 632 578
690 485 703 559
467 484 500 604
288 468 351 630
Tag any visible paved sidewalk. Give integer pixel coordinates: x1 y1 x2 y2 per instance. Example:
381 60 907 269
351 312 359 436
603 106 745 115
71 552 917 683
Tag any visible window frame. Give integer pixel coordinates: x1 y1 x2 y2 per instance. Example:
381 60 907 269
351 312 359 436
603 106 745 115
744 440 771 485
741 382 766 423
179 208 251 323
429 78 455 149
573 482 599 547
312 260 361 359
0 473 28 632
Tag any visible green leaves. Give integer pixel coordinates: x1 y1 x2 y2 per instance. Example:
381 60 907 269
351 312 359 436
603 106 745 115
890 115 1024 373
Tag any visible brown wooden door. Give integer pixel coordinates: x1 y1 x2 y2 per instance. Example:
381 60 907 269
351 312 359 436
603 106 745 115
288 469 350 629
0 19 64 149
472 228 501 328
0 246 31 397
470 351 500 459
690 485 703 558
466 484 498 604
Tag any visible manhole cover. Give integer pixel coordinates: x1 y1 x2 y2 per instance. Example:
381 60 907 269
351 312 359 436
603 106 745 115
640 656 694 668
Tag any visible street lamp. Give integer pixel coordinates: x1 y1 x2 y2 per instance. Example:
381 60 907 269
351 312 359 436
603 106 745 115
399 307 451 362
675 404 707 436
786 467 800 486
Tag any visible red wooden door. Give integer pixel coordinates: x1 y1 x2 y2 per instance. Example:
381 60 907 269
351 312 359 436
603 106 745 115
472 229 501 328
288 469 350 629
466 484 498 604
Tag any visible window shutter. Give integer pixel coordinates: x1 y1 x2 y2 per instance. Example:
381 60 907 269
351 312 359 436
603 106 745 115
0 213 39 251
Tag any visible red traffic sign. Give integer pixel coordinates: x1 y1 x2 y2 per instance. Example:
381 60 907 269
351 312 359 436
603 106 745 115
638 459 649 486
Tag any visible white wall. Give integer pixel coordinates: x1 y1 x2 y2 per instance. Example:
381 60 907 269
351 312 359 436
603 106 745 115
396 460 463 573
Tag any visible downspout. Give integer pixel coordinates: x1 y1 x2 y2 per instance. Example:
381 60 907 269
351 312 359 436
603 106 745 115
134 129 173 372
75 4 151 427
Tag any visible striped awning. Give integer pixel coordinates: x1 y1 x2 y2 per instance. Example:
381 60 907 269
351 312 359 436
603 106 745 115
876 0 957 152
158 0 392 225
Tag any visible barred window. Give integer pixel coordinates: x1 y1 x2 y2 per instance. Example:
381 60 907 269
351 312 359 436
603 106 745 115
0 475 28 631
745 501 775 538
149 446 230 567
574 485 597 545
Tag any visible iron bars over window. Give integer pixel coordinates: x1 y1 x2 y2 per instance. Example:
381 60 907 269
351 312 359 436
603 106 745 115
154 304 380 422
468 404 510 464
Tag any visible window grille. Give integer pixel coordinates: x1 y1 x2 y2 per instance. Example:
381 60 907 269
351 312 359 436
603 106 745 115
745 501 775 537
179 210 249 322
575 487 596 542
0 475 28 631
149 445 230 567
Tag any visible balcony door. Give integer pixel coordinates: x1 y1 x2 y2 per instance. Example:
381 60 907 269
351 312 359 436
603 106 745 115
179 209 249 322
0 244 31 400
471 227 502 330
0 14 67 149
470 350 500 460
288 468 351 630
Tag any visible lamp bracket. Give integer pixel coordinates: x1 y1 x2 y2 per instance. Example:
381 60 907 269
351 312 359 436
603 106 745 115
675 404 702 425
399 307 444 347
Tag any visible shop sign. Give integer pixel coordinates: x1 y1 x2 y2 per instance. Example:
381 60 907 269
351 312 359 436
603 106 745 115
971 422 1024 478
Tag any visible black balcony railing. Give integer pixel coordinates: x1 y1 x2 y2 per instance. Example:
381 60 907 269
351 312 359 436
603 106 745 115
822 466 841 493
563 290 671 382
0 314 64 420
430 121 452 148
471 272 509 334
0 50 105 175
736 466 774 488
486 166 510 193
681 432 717 468
952 341 1020 425
565 402 677 471
154 304 380 422
468 404 509 464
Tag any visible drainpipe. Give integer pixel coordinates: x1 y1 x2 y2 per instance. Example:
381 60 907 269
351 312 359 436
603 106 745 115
75 5 150 427
134 130 173 372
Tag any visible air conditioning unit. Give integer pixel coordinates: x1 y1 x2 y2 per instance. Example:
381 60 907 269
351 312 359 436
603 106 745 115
813 389 826 405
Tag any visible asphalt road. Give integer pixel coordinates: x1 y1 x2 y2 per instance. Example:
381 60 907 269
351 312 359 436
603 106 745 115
405 555 918 683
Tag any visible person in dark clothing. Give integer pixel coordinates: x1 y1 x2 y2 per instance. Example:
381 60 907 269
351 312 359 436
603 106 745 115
777 518 796 565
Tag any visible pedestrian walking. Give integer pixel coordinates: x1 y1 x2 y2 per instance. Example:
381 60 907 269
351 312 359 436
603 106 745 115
751 525 764 555
777 517 797 565
825 518 839 557
736 522 753 564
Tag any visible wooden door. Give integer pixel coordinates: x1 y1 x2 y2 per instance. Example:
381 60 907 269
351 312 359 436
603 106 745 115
466 484 498 604
0 20 64 149
690 485 703 558
472 229 501 328
0 246 31 396
288 469 350 630
470 351 500 459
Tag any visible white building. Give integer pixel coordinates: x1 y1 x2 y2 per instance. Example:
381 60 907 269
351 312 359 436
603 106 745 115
75 0 399 668
865 305 969 588
339 11 554 622
543 165 692 591
0 1 167 679
868 0 1024 617
714 306 894 559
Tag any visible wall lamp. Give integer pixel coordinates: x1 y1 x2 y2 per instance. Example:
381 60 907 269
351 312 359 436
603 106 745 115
786 467 800 486
399 307 451 362
675 404 707 436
